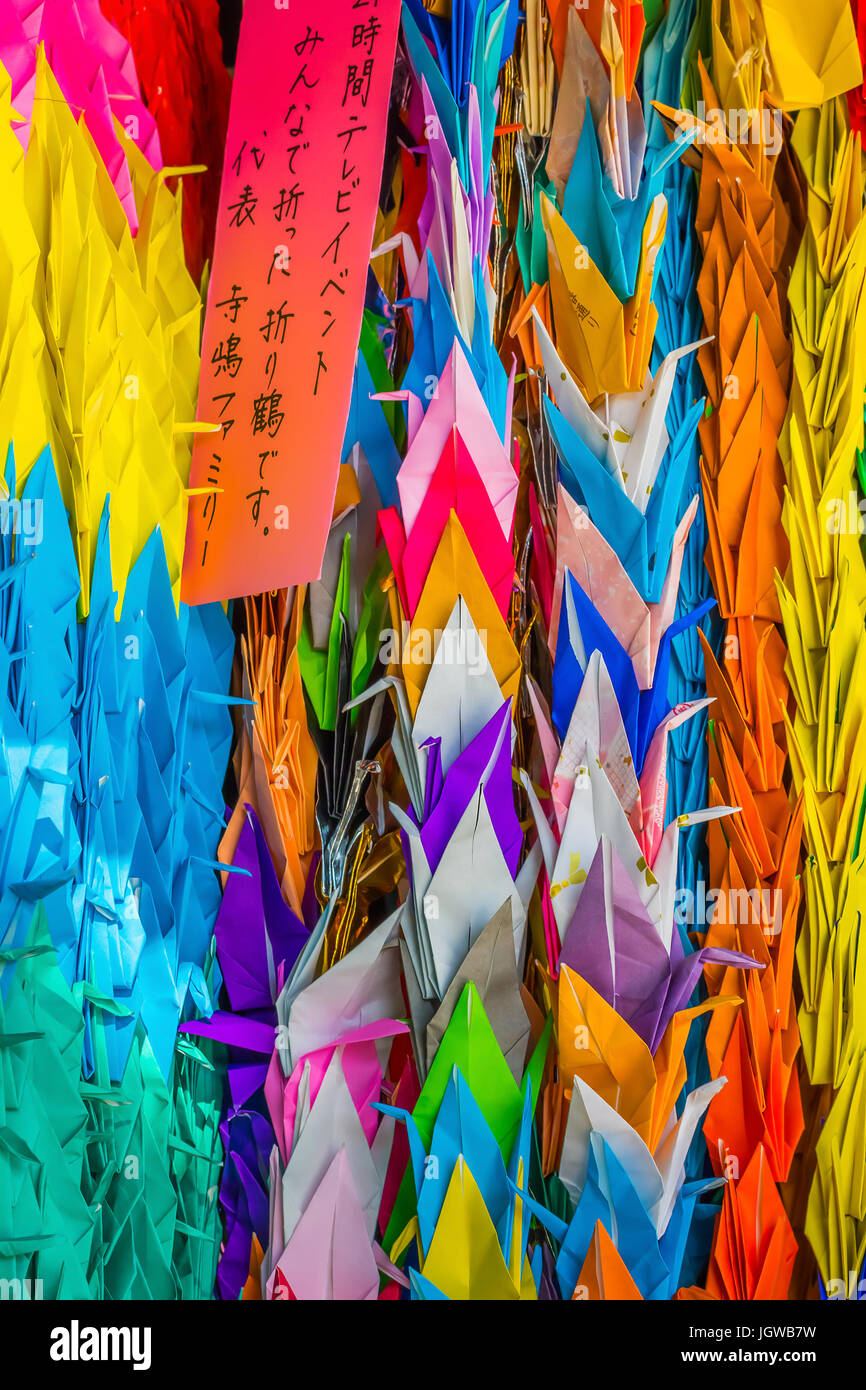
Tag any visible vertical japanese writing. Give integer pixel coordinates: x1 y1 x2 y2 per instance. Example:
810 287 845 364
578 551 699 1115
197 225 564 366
183 0 401 604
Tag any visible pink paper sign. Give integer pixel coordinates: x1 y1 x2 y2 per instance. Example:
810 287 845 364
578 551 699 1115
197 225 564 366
182 0 400 604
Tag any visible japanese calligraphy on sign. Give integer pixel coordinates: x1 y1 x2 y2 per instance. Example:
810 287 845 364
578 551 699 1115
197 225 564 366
182 0 401 603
